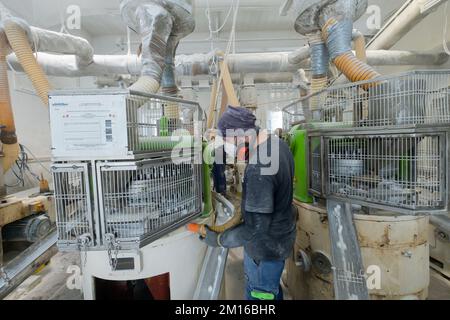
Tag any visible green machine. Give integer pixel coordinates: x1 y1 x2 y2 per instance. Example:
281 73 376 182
288 125 313 204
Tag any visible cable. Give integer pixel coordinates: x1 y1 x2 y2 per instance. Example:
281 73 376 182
20 144 51 175
205 0 235 35
209 0 241 128
4 145 39 188
443 1 450 56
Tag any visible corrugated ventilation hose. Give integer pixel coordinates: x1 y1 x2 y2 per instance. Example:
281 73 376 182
0 30 19 172
161 36 180 119
322 17 380 89
127 3 173 95
0 31 15 143
4 19 52 105
309 34 329 111
130 75 161 94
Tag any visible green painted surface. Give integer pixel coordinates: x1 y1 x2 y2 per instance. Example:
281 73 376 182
138 136 194 151
251 291 275 300
202 142 213 217
159 116 169 137
289 126 313 204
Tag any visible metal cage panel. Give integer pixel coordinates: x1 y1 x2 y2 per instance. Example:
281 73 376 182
52 163 94 251
282 70 450 130
324 132 447 212
97 155 202 248
309 136 323 196
126 92 202 154
283 101 306 132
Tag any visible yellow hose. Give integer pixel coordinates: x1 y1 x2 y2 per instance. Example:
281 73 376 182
353 32 367 63
129 75 160 94
310 76 328 111
334 52 379 89
1 143 20 172
0 32 16 142
322 18 380 90
0 31 19 173
4 20 52 106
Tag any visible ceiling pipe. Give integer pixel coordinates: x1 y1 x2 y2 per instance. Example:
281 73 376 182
28 26 94 67
367 0 448 50
6 49 448 78
0 4 94 68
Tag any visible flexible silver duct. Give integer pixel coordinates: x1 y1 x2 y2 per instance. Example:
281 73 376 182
310 37 329 77
29 26 94 67
0 14 93 68
120 0 194 93
161 35 181 95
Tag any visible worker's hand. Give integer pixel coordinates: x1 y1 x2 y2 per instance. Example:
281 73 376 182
199 226 221 247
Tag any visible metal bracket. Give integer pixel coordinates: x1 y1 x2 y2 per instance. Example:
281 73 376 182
327 199 369 300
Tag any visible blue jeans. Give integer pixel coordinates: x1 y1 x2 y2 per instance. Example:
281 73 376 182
243 251 285 300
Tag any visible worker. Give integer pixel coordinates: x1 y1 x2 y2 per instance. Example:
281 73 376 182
200 106 297 301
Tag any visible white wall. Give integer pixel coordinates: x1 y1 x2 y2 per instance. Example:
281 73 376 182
4 72 96 193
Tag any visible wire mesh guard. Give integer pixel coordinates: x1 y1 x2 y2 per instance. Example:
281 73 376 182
98 155 202 247
127 92 202 154
309 136 323 195
325 133 446 212
283 101 306 132
52 164 93 250
283 70 450 130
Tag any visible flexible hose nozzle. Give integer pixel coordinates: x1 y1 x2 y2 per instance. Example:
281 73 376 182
129 75 160 93
4 19 52 106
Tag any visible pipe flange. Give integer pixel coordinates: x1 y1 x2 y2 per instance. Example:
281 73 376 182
311 251 332 274
436 229 450 242
295 249 312 272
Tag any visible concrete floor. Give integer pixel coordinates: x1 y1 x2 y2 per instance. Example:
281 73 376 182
4 252 82 300
4 249 450 300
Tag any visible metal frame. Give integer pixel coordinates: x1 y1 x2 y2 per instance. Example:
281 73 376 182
50 90 207 252
95 154 202 249
308 127 450 214
52 163 95 251
283 70 450 131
